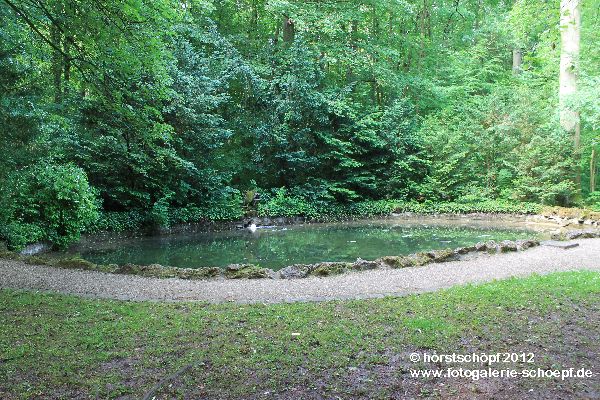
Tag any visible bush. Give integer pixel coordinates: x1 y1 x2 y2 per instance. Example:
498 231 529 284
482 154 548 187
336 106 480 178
258 189 542 220
0 164 99 250
586 191 600 211
169 201 244 224
86 210 148 233
393 200 542 215
257 188 315 218
87 193 245 234
149 193 173 229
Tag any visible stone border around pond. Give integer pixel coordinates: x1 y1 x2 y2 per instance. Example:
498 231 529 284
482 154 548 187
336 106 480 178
2 214 600 281
0 237 565 280
16 206 600 257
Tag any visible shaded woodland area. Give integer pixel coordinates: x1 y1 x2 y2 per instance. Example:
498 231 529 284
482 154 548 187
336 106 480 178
1 0 599 249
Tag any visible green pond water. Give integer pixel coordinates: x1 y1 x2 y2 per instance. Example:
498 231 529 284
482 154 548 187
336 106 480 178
72 218 544 270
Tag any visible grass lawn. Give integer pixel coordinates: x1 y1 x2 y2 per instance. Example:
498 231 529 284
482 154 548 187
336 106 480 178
1 271 599 399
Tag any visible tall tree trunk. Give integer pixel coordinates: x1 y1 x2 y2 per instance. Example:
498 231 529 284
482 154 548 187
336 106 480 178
347 20 358 83
474 0 482 30
282 14 295 44
512 48 522 74
63 36 71 96
50 24 62 103
591 148 598 193
273 23 280 45
419 0 428 66
371 10 381 105
559 0 581 188
249 0 258 40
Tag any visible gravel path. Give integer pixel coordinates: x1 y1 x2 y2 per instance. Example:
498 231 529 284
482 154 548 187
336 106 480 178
1 239 600 303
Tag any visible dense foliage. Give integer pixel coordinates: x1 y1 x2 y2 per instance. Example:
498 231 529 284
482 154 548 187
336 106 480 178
257 190 543 220
0 0 599 248
0 164 98 249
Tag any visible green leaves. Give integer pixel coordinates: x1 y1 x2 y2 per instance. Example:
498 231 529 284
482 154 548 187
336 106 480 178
0 164 99 249
1 0 598 243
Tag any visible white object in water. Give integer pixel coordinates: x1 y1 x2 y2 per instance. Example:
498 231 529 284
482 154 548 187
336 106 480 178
247 223 257 232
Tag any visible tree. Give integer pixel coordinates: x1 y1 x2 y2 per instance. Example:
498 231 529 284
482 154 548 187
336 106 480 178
2 0 600 250
559 0 582 188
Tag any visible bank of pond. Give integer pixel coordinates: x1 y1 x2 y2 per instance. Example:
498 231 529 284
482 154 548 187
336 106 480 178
66 216 548 270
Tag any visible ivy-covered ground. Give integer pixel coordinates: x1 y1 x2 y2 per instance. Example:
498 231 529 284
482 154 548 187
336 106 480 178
1 271 598 399
89 199 547 235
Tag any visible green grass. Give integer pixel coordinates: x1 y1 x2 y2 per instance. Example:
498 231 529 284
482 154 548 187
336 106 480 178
1 271 599 399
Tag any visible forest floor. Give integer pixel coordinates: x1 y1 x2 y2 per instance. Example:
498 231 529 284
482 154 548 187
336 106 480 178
1 239 600 303
1 271 598 399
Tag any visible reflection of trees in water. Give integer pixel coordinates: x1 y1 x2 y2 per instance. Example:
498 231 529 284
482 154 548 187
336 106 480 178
81 224 537 270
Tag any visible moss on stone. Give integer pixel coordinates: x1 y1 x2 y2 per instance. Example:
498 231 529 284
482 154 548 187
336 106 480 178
541 206 600 221
22 255 52 265
380 251 449 268
279 264 313 279
483 240 498 254
411 252 434 266
225 264 273 279
54 257 96 270
138 264 172 278
378 256 414 268
351 258 381 271
426 249 457 262
177 267 222 279
116 263 142 275
95 264 120 273
311 262 351 277
499 240 518 253
0 250 19 260
455 245 476 254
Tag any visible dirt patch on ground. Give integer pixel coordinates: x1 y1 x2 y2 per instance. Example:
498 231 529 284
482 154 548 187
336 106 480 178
126 300 599 399
1 271 598 399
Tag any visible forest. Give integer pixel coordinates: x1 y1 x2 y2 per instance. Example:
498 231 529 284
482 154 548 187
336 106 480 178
1 0 599 250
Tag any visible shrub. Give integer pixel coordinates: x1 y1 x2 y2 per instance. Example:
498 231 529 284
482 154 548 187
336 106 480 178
87 210 148 233
87 194 244 234
258 189 542 220
149 193 173 229
586 191 600 211
394 200 542 215
0 164 99 250
257 188 315 218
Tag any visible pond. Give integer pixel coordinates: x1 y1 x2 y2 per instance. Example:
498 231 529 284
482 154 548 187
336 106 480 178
68 217 547 271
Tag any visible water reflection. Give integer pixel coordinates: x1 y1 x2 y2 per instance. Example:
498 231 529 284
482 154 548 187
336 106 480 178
70 219 543 270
